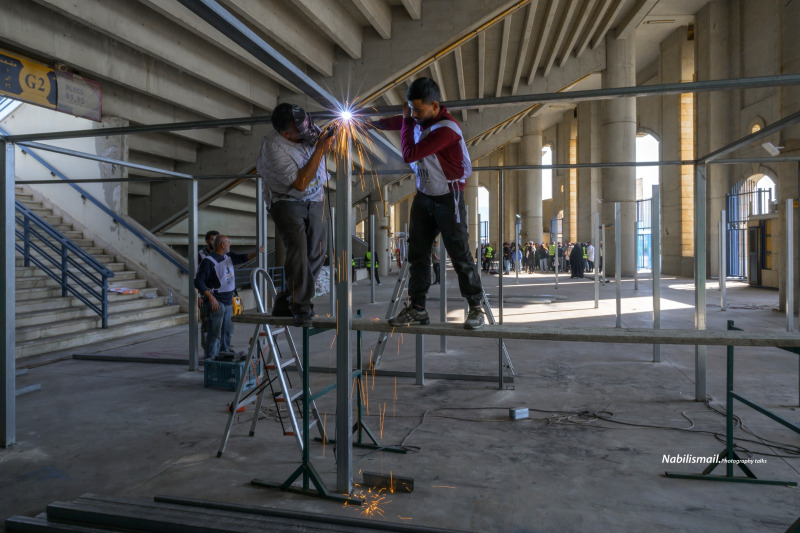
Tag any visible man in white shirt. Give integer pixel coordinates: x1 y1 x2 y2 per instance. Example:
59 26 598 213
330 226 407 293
257 103 335 327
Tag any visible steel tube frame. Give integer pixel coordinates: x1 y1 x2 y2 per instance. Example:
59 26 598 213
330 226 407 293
2 140 15 447
369 215 375 304
335 140 353 494
652 185 661 363
188 179 199 371
439 238 447 353
694 164 707 401
329 207 336 318
720 209 726 312
787 199 794 332
615 203 622 329
593 212 599 309
498 170 505 389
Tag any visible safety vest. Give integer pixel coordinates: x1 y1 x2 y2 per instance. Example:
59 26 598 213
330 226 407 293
485 246 494 259
365 251 378 267
411 120 472 196
582 247 588 260
205 254 236 293
548 244 556 256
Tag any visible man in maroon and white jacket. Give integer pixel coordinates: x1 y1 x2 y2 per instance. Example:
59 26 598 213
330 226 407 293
376 77 485 330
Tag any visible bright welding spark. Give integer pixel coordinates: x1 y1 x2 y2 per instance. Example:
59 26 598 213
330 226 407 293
341 109 353 122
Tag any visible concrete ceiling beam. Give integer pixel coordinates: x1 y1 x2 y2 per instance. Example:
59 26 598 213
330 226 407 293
453 48 468 122
289 0 363 59
352 0 393 39
496 17 512 97
102 84 225 148
128 134 198 164
0 0 253 131
575 0 613 58
478 31 486 102
139 0 299 92
542 0 578 77
431 60 448 101
526 0 559 86
615 0 659 40
222 0 335 76
510 1 539 96
558 0 596 67
32 0 278 110
400 0 423 20
590 0 626 49
127 152 176 179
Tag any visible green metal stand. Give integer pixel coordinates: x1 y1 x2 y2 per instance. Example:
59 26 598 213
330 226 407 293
666 320 799 486
252 326 362 505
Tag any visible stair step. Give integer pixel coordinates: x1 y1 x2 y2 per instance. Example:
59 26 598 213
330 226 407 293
16 271 135 289
275 388 303 403
18 201 44 209
16 305 183 342
15 286 158 302
16 253 118 264
16 296 170 327
15 314 188 358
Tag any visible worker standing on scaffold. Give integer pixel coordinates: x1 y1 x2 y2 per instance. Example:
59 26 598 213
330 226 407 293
374 77 485 330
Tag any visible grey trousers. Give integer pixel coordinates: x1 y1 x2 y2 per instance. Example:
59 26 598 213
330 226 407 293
270 200 327 315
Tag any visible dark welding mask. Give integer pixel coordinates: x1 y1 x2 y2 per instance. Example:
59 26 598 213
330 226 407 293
291 105 322 145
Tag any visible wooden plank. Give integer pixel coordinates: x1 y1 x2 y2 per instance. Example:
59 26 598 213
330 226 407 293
233 312 800 348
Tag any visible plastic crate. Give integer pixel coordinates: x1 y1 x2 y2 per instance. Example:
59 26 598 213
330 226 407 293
204 358 259 391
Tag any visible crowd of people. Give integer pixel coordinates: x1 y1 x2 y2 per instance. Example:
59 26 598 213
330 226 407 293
480 241 599 278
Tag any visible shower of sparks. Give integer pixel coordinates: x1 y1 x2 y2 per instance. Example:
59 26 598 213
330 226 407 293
347 483 391 518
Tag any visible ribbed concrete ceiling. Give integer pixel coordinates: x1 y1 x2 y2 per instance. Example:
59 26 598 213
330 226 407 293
0 0 712 170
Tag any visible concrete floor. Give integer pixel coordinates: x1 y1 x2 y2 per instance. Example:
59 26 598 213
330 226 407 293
4 268 800 532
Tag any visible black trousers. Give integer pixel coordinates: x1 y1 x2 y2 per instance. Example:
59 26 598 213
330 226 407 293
408 191 483 308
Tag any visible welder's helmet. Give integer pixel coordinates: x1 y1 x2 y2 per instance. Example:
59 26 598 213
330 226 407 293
271 103 321 145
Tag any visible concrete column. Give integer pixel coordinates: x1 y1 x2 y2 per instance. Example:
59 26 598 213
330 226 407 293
520 116 543 242
504 143 519 243
370 191 389 276
696 3 729 280
577 102 601 242
601 29 636 277
466 170 480 254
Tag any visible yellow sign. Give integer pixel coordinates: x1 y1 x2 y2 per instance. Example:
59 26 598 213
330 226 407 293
0 48 56 109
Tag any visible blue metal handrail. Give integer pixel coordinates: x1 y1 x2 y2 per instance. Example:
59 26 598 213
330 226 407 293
15 200 115 328
0 124 189 275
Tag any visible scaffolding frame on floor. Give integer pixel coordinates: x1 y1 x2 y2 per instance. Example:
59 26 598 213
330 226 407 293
4 72 800 501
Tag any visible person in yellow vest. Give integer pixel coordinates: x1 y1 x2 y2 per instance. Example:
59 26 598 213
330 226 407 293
365 251 381 285
548 242 556 271
582 243 589 273
483 244 494 272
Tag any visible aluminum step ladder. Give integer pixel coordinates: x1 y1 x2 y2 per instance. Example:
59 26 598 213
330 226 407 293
217 268 326 457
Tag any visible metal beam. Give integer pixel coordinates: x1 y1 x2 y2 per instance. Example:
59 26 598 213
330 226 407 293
695 164 707 401
1 140 15 447
510 1 538 95
699 108 800 163
188 179 199 370
176 0 340 110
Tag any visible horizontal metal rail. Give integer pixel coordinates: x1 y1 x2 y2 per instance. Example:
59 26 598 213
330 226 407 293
15 200 114 327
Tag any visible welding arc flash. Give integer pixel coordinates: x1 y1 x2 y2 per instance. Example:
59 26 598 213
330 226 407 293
341 110 353 122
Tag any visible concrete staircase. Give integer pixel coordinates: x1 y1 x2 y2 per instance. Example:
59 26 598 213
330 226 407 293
14 185 188 359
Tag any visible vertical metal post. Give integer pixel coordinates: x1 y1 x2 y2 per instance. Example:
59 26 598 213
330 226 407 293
416 334 424 386
554 242 559 288
369 214 375 304
615 202 622 329
695 164 707 401
725 320 735 478
335 139 353 494
720 209 726 311
1 140 16 447
256 179 268 310
593 212 599 309
634 217 639 291
515 217 520 285
498 170 504 389
601 225 607 284
329 207 336 318
652 185 661 363
439 238 447 353
787 199 794 332
187 178 199 371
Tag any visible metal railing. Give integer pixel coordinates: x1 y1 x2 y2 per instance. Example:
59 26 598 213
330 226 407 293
15 200 114 327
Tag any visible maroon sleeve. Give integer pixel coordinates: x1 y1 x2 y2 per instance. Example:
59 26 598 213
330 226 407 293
373 115 404 131
400 118 460 164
